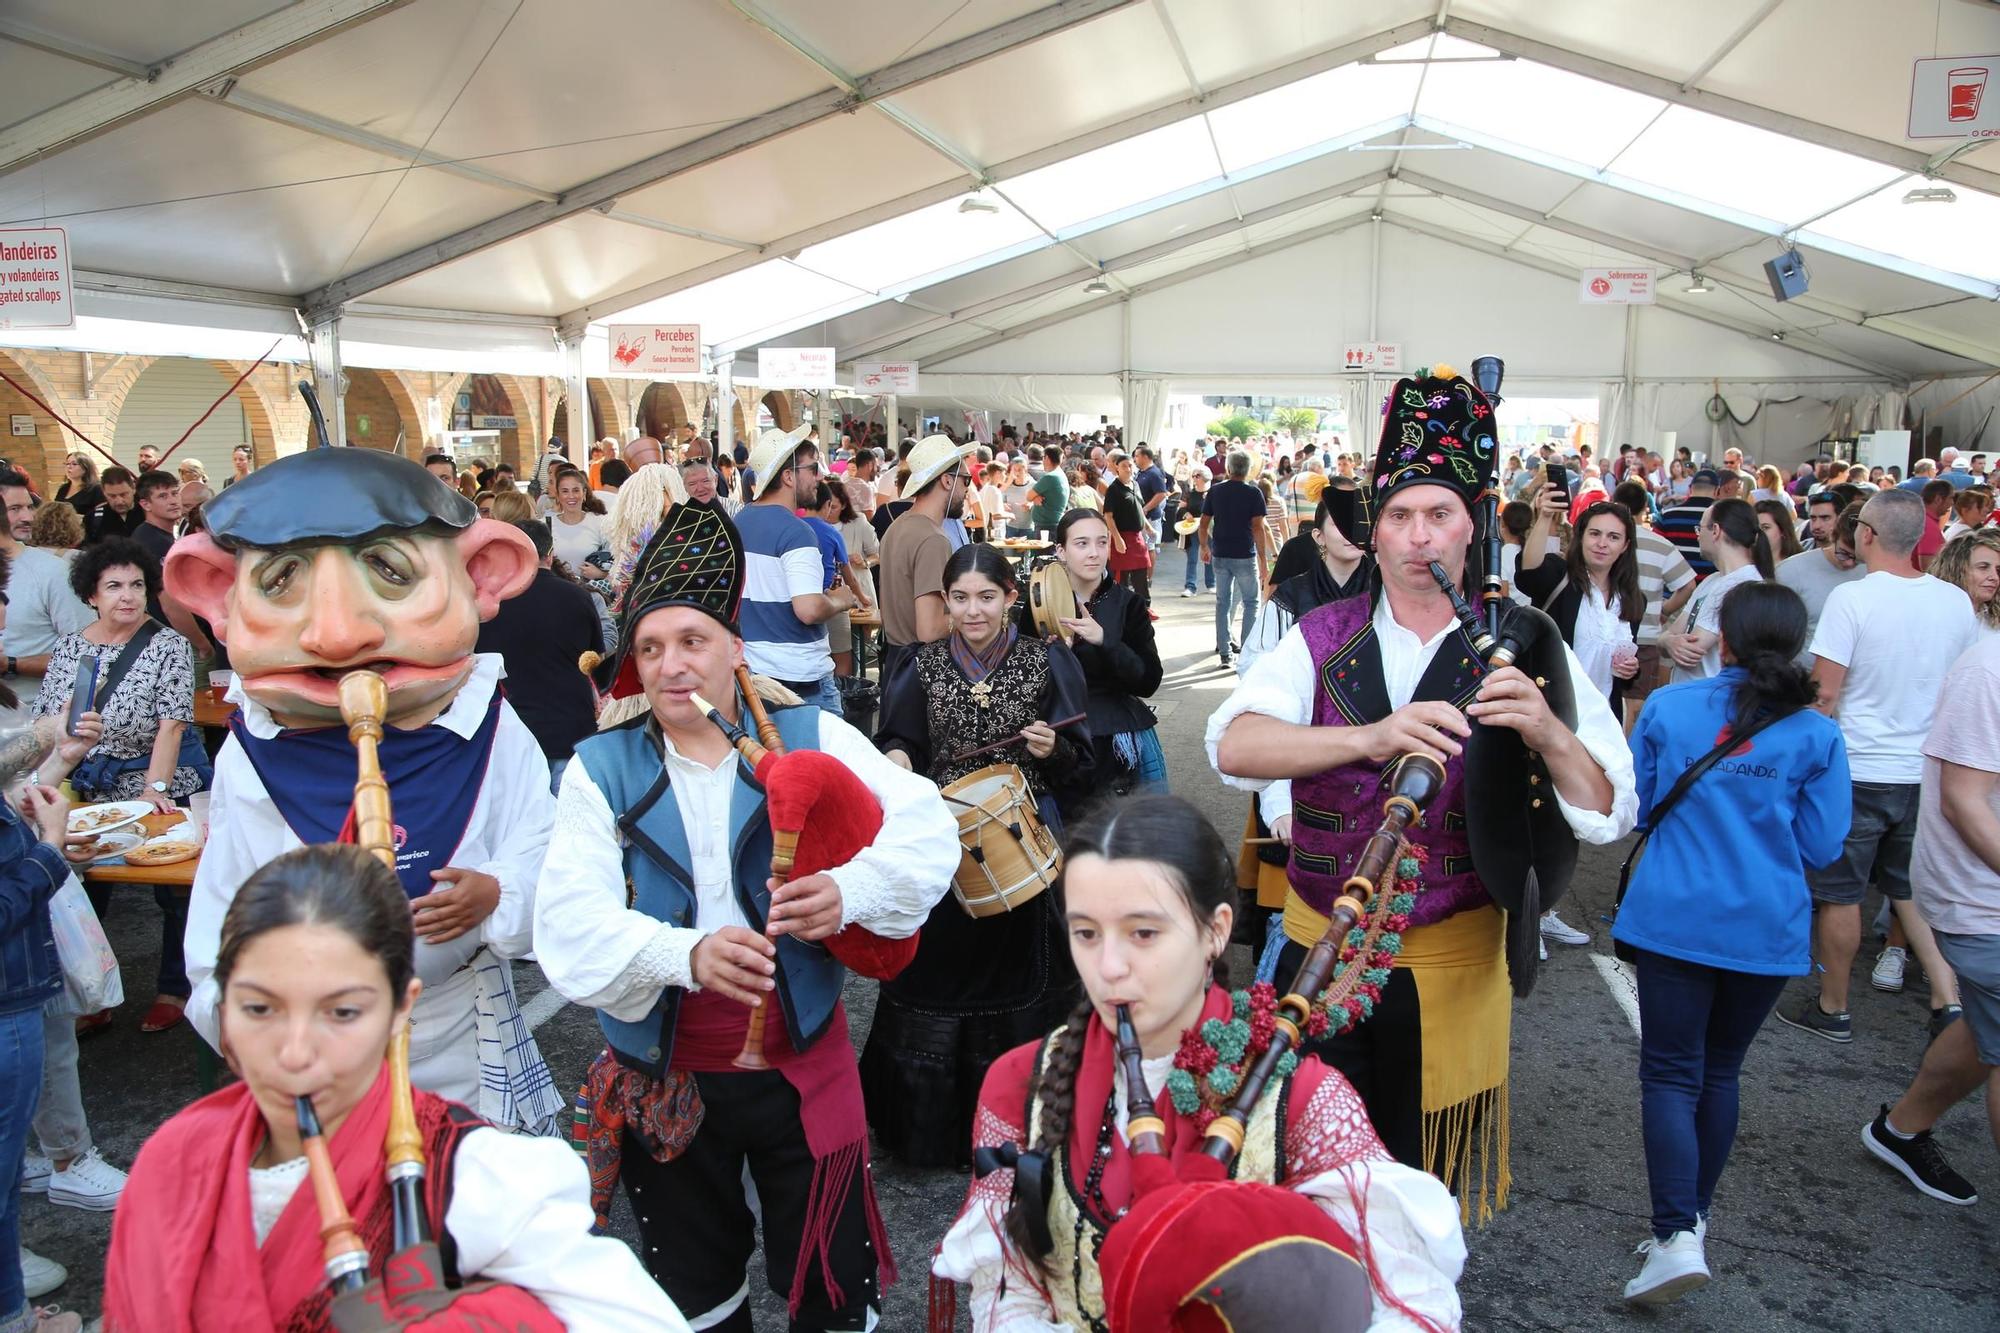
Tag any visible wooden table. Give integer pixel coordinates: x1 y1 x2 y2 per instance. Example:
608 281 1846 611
991 539 1052 581
78 812 201 888
849 606 882 679
193 692 235 730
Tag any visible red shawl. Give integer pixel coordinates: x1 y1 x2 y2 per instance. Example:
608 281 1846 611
104 1065 399 1333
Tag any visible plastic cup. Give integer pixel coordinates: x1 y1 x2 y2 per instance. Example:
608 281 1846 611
189 791 212 841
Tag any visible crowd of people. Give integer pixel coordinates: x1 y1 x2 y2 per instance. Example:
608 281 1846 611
0 387 1994 1332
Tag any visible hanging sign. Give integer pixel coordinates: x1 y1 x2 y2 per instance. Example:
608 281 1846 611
608 323 703 375
1579 268 1654 304
1910 57 2000 138
757 346 837 389
853 360 919 393
0 227 73 330
1341 342 1401 373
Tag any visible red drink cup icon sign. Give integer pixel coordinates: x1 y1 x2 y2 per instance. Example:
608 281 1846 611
1948 67 1988 123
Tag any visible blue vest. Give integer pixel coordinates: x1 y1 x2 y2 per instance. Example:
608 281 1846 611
574 704 845 1078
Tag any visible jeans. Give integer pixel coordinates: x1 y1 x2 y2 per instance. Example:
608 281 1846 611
805 673 844 718
1633 949 1788 1239
0 1006 47 1328
1183 542 1212 592
1214 556 1258 657
33 1003 87 1160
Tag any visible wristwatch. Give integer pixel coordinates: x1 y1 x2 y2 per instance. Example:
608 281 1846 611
148 780 168 795
4 656 15 678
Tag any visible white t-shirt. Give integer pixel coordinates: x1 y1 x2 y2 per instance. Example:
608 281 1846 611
548 512 608 572
1912 635 2000 935
1669 563 1764 683
1 546 93 711
1810 570 1980 783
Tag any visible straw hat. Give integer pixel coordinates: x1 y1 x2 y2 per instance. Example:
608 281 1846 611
744 423 813 497
903 433 978 494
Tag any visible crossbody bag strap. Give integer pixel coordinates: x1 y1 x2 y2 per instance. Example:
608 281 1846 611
88 619 164 712
1617 705 1795 903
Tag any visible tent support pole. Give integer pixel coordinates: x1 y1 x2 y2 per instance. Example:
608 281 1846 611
306 310 345 452
560 333 590 467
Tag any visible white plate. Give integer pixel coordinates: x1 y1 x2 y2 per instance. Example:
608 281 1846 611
67 829 143 864
67 801 151 838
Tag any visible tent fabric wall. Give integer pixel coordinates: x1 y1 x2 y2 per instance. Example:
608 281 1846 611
1122 377 1170 453
1910 374 2000 456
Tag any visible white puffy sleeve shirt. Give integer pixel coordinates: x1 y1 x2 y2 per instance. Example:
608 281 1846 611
1205 600 1637 845
534 708 958 1020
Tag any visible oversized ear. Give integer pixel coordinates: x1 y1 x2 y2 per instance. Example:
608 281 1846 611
163 534 239 641
458 519 537 619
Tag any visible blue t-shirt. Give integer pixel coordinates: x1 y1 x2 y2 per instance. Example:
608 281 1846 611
1136 465 1170 513
800 515 848 590
1614 671 1851 976
1202 479 1267 560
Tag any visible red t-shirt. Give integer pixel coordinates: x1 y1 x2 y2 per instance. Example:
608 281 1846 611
1913 515 1946 572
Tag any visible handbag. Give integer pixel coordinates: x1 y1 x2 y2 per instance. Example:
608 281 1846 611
48 872 124 1013
1611 706 1793 963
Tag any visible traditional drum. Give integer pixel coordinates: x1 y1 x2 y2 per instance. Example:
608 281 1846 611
940 762 1062 918
1028 560 1079 642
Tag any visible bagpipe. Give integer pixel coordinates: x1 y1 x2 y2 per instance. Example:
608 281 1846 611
1428 353 1580 997
1092 755 1448 1332
301 671 562 1330
690 665 918 1067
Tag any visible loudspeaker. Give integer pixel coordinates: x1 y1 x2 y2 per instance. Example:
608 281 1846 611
1763 249 1809 302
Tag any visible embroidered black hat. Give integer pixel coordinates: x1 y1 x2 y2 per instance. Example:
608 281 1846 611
1366 364 1499 517
597 501 744 699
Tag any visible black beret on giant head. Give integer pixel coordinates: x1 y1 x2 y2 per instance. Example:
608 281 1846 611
201 448 477 551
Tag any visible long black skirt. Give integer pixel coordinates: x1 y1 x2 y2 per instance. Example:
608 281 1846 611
859 885 1078 1169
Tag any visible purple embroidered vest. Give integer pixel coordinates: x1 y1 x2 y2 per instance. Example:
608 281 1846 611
1289 595 1491 928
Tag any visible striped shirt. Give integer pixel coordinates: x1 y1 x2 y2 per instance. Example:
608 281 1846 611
1633 527 1697 645
735 503 831 682
1654 497 1714 579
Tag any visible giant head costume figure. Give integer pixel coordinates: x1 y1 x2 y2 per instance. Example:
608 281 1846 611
163 448 537 730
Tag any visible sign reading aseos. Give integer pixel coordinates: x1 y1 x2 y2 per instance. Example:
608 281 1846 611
608 323 703 375
0 228 74 330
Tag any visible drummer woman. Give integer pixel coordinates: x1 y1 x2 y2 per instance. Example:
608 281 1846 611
865 542 1094 1168
102 843 688 1332
1022 508 1166 794
933 795 1464 1332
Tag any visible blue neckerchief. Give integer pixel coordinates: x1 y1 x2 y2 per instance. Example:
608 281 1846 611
228 692 503 898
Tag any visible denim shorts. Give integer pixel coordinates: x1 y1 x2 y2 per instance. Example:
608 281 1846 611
1934 930 2000 1065
1806 780 1916 906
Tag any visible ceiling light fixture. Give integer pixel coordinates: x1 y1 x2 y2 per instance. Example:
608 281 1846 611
1082 278 1111 296
1902 185 1958 204
1684 273 1711 294
958 193 1000 215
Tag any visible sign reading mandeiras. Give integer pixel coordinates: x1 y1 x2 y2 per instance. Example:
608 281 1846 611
1578 267 1653 305
853 361 918 394
0 227 74 330
607 323 703 376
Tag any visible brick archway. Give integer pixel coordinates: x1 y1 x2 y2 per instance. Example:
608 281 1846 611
0 350 75 496
210 360 281 463
460 373 535 471
760 389 798 432
638 381 689 438
552 378 621 447
343 367 422 453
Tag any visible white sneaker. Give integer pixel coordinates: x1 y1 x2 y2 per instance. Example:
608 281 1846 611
1623 1230 1709 1305
20 1246 66 1299
21 1151 51 1193
46 1148 126 1212
1540 910 1590 946
1871 946 1908 994
1180 588 1194 598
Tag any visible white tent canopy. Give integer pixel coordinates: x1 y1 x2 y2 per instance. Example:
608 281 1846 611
3 0 1999 442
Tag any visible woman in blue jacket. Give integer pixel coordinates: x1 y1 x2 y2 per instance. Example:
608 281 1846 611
2 754 82 1328
1614 580 1850 1307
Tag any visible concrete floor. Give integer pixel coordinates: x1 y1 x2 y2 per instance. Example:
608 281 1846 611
21 585 1999 1330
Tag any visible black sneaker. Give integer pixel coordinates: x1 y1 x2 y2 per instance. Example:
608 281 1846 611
1929 1004 1964 1042
1774 993 1852 1043
1862 1105 1979 1205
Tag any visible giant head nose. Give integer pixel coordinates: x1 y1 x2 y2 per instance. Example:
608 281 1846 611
293 549 389 664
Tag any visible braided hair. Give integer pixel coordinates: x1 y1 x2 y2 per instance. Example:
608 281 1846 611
999 795 1237 1270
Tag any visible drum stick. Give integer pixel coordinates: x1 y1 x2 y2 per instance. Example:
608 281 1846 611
1242 837 1287 846
947 713 1086 765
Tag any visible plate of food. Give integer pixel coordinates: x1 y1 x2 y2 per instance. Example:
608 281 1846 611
122 838 200 868
67 801 152 839
64 829 143 864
